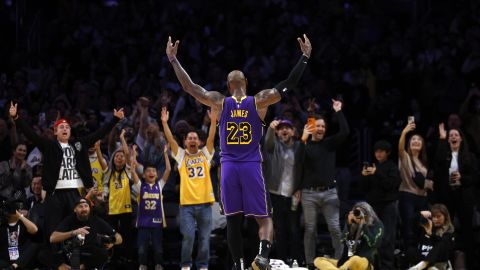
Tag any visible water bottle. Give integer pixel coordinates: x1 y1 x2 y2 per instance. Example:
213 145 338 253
292 260 299 268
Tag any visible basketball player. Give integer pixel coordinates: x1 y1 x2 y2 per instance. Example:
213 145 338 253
166 35 312 270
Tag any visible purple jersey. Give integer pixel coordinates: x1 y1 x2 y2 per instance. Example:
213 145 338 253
219 96 264 162
136 182 164 228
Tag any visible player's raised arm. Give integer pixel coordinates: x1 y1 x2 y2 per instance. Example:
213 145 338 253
255 34 312 109
166 36 224 110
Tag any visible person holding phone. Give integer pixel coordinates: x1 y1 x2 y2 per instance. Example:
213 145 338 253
398 119 432 250
360 140 401 270
295 99 350 269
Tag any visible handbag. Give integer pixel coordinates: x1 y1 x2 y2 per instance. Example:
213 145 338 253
410 158 426 189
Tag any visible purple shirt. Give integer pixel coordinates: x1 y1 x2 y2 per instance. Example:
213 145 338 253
219 96 264 162
136 181 163 228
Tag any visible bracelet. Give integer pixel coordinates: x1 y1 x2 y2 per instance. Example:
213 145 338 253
168 55 177 63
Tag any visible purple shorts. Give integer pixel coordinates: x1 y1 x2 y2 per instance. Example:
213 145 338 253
220 161 272 217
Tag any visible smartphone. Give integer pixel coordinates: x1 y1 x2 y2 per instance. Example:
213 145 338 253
408 116 415 124
307 116 316 127
362 161 370 168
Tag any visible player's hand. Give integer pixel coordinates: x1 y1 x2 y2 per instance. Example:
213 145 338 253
270 120 280 129
438 123 447 139
161 107 169 123
113 108 125 120
332 99 342 112
297 34 312 58
9 101 18 118
166 36 180 60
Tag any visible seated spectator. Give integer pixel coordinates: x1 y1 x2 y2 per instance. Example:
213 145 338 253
0 200 38 269
49 197 122 270
407 204 454 270
313 202 384 270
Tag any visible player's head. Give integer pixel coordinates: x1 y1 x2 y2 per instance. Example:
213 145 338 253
53 118 71 143
227 70 247 95
143 162 158 184
184 130 200 154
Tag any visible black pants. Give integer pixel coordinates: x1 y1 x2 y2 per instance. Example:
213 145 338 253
446 190 476 269
108 213 134 264
270 193 303 262
39 244 108 269
44 189 81 240
372 201 398 270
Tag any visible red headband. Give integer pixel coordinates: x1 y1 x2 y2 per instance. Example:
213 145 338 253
53 118 69 128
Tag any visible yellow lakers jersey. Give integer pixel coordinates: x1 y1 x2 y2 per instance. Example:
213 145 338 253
107 169 132 215
174 147 215 205
90 156 105 193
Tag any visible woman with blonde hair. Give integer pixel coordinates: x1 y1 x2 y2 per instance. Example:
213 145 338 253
408 204 455 270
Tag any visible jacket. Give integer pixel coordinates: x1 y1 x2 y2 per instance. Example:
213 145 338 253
15 117 119 192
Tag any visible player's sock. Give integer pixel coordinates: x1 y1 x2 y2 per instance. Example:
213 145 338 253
227 215 244 268
258 239 272 259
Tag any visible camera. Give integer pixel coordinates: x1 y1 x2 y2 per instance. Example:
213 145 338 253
419 216 430 226
353 208 364 219
97 234 116 245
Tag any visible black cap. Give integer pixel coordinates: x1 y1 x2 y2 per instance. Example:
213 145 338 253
373 140 392 152
73 197 91 209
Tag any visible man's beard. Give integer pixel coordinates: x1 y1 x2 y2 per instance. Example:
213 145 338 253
77 213 89 222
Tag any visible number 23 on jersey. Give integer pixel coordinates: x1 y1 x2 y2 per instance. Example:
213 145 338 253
226 122 252 144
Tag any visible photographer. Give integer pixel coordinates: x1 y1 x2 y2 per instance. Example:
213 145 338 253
0 200 38 269
407 204 454 270
49 197 122 270
313 202 383 270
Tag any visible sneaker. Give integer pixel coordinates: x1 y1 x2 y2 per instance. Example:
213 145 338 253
155 265 164 270
139 265 147 270
251 255 270 270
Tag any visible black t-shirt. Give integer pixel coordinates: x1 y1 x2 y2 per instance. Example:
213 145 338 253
55 214 116 246
0 221 29 262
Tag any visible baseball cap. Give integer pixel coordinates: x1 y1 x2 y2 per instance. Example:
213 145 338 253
276 119 293 129
73 197 91 209
53 118 70 129
373 140 392 152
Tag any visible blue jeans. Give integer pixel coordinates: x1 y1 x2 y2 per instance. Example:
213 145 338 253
179 203 212 269
137 227 164 265
301 188 343 264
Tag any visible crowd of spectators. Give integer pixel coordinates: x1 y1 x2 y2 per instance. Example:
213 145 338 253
1 0 480 269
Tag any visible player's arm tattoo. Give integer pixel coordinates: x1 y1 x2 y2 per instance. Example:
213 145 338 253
254 88 282 109
170 59 224 109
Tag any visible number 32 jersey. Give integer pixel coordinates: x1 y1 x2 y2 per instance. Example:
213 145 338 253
219 96 264 162
174 147 215 206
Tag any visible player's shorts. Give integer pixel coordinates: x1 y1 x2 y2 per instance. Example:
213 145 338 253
220 161 272 217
